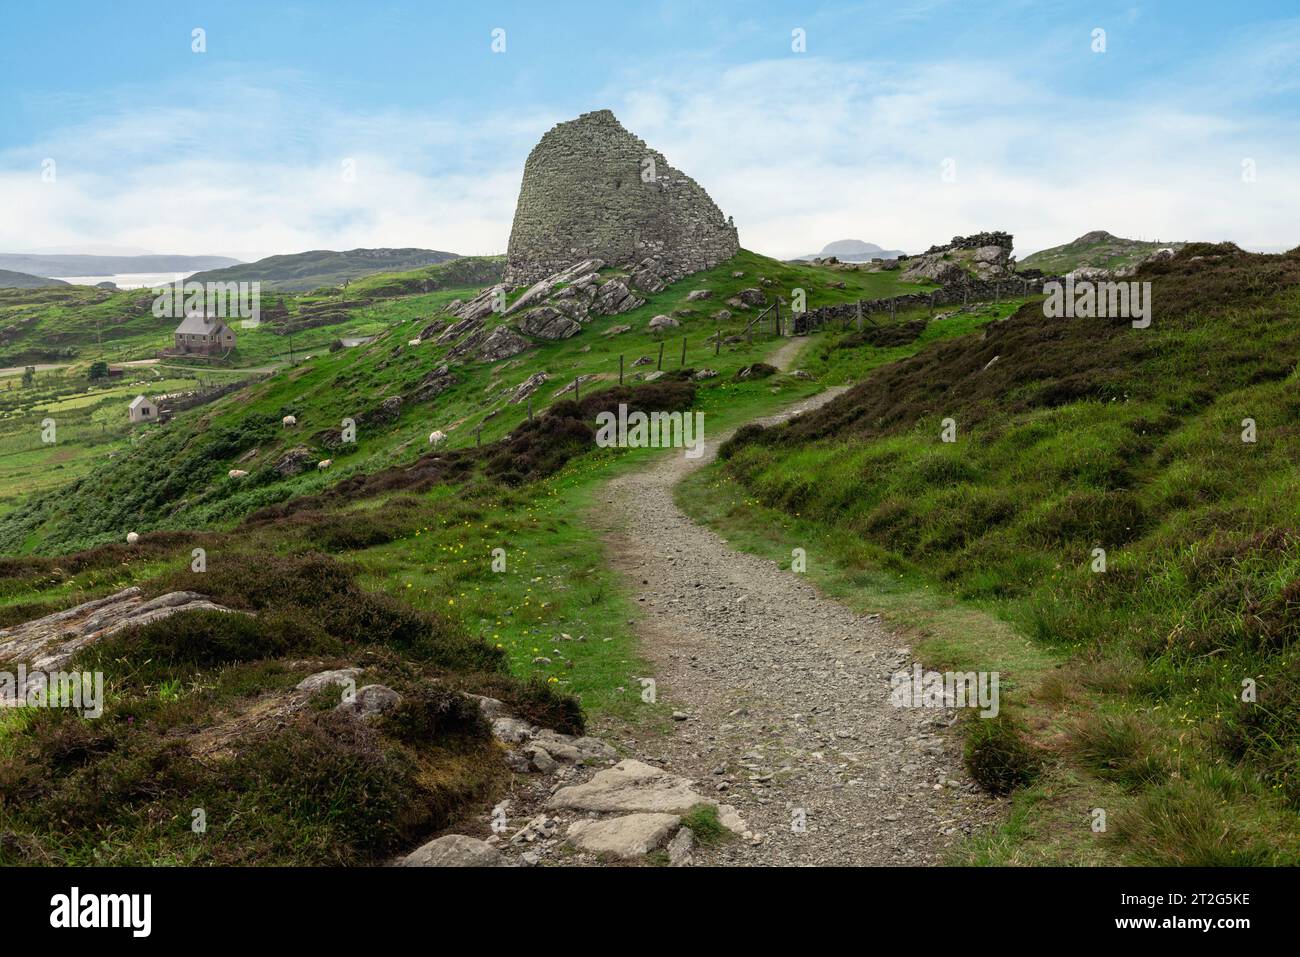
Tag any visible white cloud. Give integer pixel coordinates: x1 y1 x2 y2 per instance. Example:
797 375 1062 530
1 43 1297 263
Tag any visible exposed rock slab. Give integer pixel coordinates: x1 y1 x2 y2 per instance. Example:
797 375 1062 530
566 812 680 859
399 834 505 867
548 759 708 814
0 587 241 678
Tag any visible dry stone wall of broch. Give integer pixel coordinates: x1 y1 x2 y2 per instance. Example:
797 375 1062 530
505 109 739 286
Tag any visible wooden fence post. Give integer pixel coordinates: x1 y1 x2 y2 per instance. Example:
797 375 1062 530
657 341 664 370
681 336 687 367
575 376 580 402
619 354 624 385
856 300 863 332
475 426 482 448
528 397 532 421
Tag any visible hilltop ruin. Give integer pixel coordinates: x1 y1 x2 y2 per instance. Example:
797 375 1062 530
505 110 739 286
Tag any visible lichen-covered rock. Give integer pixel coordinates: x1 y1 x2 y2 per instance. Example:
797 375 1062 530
399 834 505 867
566 813 680 859
647 314 680 332
593 279 642 315
547 759 706 814
273 445 315 477
336 683 401 718
477 325 532 361
510 371 548 404
408 364 458 404
505 110 738 286
0 588 242 689
447 285 506 323
517 308 582 341
296 668 362 694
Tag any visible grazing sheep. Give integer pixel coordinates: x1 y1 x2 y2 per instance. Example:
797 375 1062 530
428 430 447 447
126 531 139 545
408 338 421 347
317 459 332 470
228 469 249 479
282 415 297 428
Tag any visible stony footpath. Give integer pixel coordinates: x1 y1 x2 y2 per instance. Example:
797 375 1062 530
397 694 752 867
586 352 1001 865
410 345 999 867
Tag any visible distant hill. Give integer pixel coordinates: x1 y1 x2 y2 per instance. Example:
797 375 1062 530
0 269 70 289
0 253 241 277
1020 230 1185 274
190 248 461 291
796 239 906 262
348 255 505 297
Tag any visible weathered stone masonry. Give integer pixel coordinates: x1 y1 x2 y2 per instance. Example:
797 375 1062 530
505 110 739 286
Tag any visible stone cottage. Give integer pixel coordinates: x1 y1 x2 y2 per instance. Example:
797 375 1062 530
173 313 236 355
128 395 157 424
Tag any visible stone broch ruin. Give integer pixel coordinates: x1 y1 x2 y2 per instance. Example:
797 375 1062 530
505 109 739 286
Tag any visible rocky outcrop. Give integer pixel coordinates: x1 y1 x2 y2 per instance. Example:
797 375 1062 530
0 588 241 691
510 372 548 404
363 395 403 426
445 285 505 324
549 759 740 819
505 109 739 286
902 232 1016 283
273 445 315 477
566 813 680 859
593 279 642 315
335 683 401 719
517 307 581 341
506 259 603 315
399 834 505 867
408 364 458 404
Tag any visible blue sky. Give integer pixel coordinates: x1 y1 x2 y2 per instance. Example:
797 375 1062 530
2 0 1298 261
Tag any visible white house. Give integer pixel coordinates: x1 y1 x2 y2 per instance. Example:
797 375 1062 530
128 395 158 424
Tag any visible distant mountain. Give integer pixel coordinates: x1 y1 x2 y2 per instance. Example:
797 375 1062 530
0 253 241 278
795 239 906 262
190 248 461 292
1020 230 1185 275
0 269 70 289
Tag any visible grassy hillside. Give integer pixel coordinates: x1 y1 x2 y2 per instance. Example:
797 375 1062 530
0 258 505 368
0 248 927 555
190 247 461 291
0 246 942 865
0 270 69 290
1021 230 1185 274
691 242 1300 864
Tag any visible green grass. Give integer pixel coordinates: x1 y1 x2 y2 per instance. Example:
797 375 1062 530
680 803 731 845
0 248 924 554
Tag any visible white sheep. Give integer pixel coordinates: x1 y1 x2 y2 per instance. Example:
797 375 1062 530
126 531 139 545
317 459 332 470
228 469 249 479
408 338 422 347
282 415 297 428
428 430 447 447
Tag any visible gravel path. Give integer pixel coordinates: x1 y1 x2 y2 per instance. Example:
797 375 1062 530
591 343 999 865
